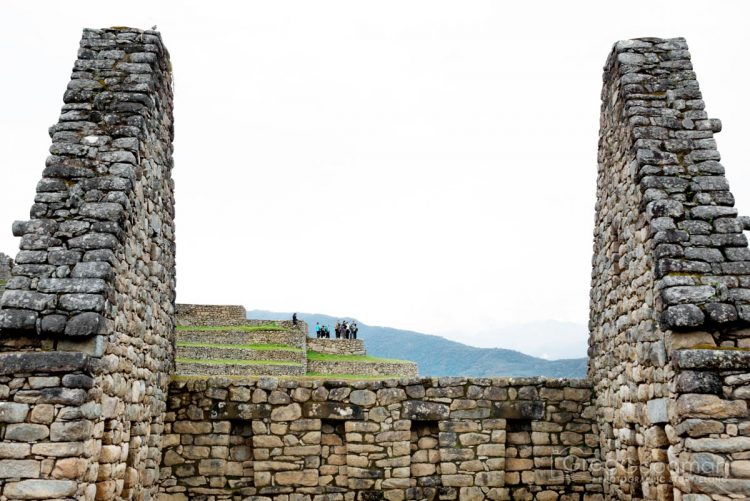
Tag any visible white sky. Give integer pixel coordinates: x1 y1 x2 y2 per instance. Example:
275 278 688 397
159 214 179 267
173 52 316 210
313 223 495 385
1 1 749 359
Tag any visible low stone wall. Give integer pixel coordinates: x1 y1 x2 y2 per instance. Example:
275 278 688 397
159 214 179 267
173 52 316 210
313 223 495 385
307 338 366 356
159 376 600 500
175 362 305 377
307 359 418 377
178 345 305 363
176 304 247 326
176 329 306 349
669 349 750 497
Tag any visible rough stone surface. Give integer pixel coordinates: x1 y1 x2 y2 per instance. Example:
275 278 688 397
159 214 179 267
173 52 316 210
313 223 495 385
0 27 175 501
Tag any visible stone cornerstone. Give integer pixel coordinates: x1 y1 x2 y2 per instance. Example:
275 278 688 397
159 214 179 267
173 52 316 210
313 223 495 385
0 29 748 501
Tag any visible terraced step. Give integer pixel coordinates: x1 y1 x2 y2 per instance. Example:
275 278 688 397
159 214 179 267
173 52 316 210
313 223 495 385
177 342 305 363
176 358 305 376
176 324 306 348
306 352 418 377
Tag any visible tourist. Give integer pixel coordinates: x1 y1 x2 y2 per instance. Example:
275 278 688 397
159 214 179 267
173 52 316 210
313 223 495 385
292 313 298 326
334 321 341 339
351 322 358 339
315 322 321 338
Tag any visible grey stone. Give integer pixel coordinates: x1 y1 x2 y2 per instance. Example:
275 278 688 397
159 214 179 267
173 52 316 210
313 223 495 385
5 424 50 442
0 403 29 423
71 261 112 279
646 398 669 424
59 293 105 312
661 285 716 305
0 352 91 376
676 371 722 394
37 277 107 294
50 420 92 441
402 400 450 421
64 312 105 336
0 290 56 311
3 479 77 499
349 390 376 406
40 314 67 334
80 202 123 221
661 304 705 329
0 460 41 479
67 232 119 250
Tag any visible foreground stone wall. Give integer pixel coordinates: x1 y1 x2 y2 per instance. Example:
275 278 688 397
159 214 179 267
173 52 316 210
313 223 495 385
591 37 750 500
0 27 175 501
160 376 599 501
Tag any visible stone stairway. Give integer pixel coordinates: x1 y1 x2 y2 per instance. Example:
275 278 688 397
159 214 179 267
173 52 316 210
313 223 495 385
175 322 307 376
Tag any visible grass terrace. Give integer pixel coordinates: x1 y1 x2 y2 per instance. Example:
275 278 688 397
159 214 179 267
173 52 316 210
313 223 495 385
306 351 413 364
177 342 303 352
176 323 288 332
176 357 303 367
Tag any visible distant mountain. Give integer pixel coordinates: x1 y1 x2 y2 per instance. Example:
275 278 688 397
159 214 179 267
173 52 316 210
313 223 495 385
246 310 588 378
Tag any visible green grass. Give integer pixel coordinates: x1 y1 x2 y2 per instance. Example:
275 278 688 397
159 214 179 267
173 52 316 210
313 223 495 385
306 351 412 364
177 342 302 352
176 323 288 332
176 357 303 367
304 372 404 380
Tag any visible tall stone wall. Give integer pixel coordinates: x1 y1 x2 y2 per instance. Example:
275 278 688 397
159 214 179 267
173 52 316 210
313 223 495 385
0 27 175 501
161 376 599 501
591 37 750 500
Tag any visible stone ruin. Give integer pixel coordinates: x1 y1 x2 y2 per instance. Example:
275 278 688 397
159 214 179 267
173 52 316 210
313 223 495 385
173 304 418 377
0 28 747 501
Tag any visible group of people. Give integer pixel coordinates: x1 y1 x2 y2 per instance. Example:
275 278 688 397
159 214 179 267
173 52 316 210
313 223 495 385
314 320 359 339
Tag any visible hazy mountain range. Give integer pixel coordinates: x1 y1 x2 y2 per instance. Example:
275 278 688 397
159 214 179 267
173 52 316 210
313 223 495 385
247 310 588 378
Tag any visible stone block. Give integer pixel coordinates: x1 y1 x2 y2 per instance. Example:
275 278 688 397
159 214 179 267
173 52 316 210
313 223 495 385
271 403 302 421
491 401 544 420
0 403 29 423
4 479 77 499
402 400 450 421
0 460 40 478
676 394 747 419
5 424 49 442
303 401 363 420
646 398 669 424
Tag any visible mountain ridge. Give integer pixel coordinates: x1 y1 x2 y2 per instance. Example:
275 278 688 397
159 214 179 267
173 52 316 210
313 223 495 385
246 309 588 378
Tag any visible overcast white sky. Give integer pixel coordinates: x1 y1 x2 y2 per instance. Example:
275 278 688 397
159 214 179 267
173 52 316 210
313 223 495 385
1 1 749 359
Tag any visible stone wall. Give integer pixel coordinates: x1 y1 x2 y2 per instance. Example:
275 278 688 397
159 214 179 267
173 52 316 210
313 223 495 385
591 37 750 500
307 360 418 378
0 27 175 501
670 349 750 497
0 253 12 296
307 339 366 356
177 328 307 349
176 304 247 326
160 376 599 501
